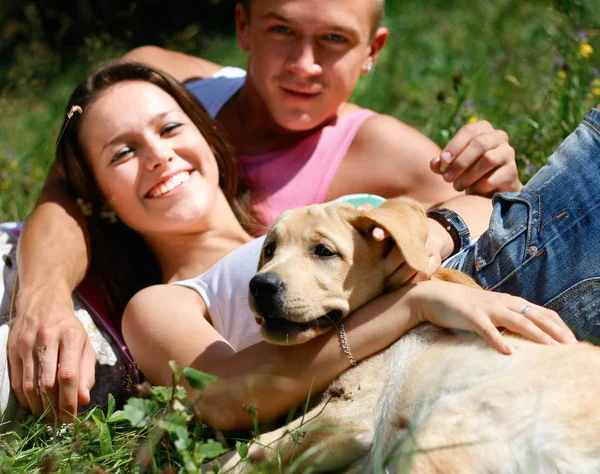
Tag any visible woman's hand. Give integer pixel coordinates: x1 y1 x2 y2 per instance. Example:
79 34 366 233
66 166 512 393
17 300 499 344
409 279 577 354
430 120 523 195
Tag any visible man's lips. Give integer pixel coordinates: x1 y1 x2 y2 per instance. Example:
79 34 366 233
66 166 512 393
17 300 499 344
280 86 321 98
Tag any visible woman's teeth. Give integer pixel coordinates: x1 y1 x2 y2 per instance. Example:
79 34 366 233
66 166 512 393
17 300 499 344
148 171 190 198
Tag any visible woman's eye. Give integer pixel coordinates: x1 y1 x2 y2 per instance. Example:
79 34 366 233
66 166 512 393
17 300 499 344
112 147 133 163
263 242 276 260
314 244 337 258
161 123 182 135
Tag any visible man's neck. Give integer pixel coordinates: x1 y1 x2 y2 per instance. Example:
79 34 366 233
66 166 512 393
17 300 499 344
216 79 339 156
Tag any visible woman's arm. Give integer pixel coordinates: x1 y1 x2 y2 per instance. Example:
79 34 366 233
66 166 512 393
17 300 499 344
122 280 574 431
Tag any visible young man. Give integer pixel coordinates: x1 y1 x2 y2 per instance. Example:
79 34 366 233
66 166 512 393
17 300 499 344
11 0 520 421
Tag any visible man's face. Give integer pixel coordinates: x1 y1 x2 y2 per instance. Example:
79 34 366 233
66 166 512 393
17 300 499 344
236 0 384 131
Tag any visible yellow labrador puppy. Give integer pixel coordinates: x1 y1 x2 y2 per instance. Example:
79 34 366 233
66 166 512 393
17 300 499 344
215 197 600 474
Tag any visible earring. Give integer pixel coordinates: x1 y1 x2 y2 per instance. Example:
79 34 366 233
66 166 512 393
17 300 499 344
100 207 118 224
362 58 373 74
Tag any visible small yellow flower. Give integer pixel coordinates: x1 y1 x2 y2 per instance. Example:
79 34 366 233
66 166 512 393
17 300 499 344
592 87 600 96
467 116 479 124
0 181 11 191
9 160 18 170
593 78 600 87
557 70 567 79
580 43 593 59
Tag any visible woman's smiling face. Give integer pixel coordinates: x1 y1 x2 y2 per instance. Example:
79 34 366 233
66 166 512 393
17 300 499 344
79 80 222 235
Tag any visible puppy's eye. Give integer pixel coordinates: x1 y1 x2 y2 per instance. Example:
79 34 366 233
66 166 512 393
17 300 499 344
263 242 276 260
313 244 337 258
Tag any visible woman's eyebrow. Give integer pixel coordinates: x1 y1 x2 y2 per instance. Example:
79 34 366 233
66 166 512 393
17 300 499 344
102 109 180 151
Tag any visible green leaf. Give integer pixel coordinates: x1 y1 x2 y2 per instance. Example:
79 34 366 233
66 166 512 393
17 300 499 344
106 410 129 424
194 439 228 463
150 385 173 404
158 411 189 439
123 398 159 428
92 413 113 455
236 440 249 461
106 393 116 419
182 367 218 390
173 385 188 400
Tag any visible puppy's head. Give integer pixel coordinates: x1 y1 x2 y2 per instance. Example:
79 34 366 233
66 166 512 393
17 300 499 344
249 197 430 345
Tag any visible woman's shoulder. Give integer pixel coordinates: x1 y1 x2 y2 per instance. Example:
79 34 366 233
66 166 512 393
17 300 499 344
125 283 206 319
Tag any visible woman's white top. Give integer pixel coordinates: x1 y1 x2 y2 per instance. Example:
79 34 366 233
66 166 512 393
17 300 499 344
172 236 265 351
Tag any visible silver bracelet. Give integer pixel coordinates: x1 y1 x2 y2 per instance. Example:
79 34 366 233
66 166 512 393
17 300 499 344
338 323 357 366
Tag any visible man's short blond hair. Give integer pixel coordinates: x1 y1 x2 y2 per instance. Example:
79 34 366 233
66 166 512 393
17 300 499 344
242 0 385 38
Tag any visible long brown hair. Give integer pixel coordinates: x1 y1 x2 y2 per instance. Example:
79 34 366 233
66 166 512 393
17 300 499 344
56 60 258 327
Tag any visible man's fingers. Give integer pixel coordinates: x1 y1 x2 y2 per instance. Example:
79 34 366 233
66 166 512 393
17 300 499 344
442 130 509 183
36 331 60 420
8 355 30 413
438 120 495 171
17 341 44 417
386 263 418 289
78 342 97 405
457 144 517 193
56 331 85 422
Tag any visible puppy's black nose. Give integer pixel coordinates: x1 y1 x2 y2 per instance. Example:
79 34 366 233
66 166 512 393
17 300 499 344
249 272 284 298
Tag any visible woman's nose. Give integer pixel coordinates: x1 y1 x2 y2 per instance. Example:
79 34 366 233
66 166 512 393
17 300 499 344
286 40 322 77
145 141 173 170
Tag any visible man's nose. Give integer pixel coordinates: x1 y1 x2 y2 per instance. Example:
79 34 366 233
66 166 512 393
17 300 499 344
286 40 322 77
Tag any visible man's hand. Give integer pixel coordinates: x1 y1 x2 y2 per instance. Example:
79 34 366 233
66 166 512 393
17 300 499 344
357 204 442 286
9 294 96 422
430 120 522 196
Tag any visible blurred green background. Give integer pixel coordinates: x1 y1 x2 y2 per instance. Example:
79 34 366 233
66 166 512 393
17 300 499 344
1 0 599 222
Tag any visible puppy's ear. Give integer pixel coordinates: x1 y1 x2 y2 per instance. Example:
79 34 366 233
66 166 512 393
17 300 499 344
348 197 430 274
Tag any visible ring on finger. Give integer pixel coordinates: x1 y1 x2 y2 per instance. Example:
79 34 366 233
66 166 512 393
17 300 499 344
520 305 532 317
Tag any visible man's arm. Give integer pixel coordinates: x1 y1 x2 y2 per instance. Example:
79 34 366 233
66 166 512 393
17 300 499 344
327 114 460 209
123 46 224 83
10 162 96 422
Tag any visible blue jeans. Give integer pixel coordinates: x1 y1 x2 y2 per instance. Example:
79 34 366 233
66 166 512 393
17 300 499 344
444 108 600 341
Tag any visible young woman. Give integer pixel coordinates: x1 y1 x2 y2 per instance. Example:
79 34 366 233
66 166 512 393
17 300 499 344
11 61 573 429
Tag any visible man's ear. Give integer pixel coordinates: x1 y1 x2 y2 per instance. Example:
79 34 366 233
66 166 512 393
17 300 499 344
350 198 430 274
367 27 389 64
235 3 251 51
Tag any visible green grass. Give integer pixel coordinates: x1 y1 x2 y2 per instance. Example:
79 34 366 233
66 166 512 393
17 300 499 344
0 0 599 471
1 1 599 222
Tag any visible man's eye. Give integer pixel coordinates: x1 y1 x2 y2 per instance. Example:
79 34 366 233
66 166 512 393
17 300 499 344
325 33 347 43
269 25 292 35
112 147 133 163
263 242 276 260
161 123 182 135
313 244 337 258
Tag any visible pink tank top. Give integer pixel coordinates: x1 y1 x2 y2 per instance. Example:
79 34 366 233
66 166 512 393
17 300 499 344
238 109 376 227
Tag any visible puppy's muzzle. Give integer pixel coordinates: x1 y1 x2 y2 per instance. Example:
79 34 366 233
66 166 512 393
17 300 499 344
249 272 286 319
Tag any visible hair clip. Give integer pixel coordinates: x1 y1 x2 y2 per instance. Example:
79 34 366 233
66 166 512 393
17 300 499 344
67 105 83 119
57 105 83 149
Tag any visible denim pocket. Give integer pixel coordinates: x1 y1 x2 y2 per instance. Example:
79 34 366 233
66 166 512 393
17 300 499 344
545 279 600 343
473 192 535 273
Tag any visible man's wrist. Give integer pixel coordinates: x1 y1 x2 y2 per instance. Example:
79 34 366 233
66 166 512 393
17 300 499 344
426 208 471 258
427 219 455 261
16 282 74 314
